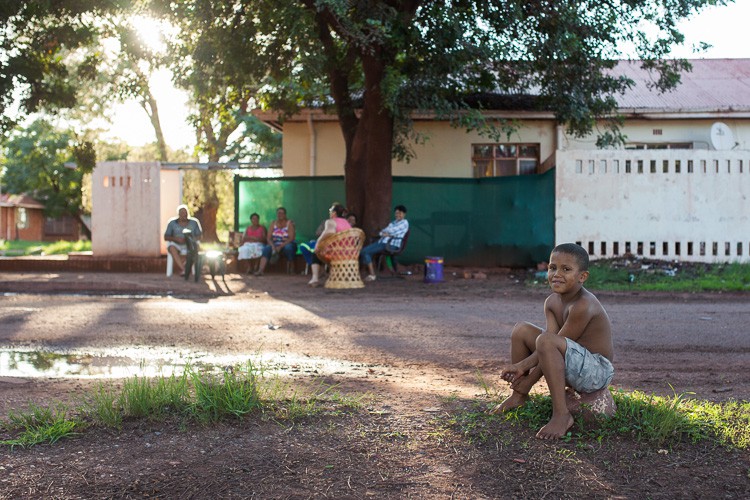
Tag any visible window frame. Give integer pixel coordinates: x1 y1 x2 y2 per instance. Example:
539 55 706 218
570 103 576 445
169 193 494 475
472 142 540 177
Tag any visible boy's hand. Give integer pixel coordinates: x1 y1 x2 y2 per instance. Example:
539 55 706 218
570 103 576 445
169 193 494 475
500 364 525 384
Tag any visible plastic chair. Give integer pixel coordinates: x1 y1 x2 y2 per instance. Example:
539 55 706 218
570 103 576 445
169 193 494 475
376 229 410 275
166 247 188 277
315 228 365 289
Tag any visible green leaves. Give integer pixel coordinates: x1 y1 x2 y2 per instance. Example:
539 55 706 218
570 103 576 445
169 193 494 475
0 1 129 135
2 119 88 219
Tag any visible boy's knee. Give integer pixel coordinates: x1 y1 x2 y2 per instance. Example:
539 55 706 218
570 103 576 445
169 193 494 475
535 332 558 352
511 321 537 338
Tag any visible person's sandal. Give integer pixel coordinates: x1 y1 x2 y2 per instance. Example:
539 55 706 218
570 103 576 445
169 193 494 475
365 275 377 282
253 270 263 277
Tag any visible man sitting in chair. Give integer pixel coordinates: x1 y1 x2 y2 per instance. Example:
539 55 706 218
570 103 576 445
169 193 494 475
360 205 409 282
164 204 203 277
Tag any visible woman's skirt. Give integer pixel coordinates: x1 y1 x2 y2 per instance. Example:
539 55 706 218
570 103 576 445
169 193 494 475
238 242 264 260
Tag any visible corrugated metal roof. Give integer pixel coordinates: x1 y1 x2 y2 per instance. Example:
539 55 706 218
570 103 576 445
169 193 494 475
0 193 45 209
615 59 750 112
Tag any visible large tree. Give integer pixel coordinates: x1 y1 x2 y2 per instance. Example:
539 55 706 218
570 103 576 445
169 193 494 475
2 119 95 238
151 0 725 237
156 2 283 241
0 1 130 138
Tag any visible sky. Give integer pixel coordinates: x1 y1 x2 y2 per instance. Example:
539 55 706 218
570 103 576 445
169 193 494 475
106 1 750 150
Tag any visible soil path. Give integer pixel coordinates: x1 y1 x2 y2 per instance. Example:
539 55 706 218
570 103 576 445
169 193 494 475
1 271 749 498
2 270 748 408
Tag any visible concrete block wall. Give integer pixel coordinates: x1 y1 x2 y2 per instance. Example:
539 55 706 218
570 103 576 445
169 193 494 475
556 150 750 262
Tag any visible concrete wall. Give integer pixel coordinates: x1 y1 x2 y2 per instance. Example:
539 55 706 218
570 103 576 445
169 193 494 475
563 119 750 151
159 169 182 255
556 150 750 263
92 162 181 257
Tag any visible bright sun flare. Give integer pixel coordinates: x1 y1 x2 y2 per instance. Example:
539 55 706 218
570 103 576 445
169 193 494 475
130 15 166 53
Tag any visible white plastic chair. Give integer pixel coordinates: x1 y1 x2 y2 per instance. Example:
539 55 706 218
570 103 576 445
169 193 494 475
165 246 188 277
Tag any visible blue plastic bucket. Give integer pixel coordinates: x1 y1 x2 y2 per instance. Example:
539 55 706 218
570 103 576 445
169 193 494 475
424 256 444 283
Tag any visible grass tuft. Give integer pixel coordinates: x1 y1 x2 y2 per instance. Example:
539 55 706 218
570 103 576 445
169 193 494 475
1 403 82 448
190 363 262 423
119 371 191 420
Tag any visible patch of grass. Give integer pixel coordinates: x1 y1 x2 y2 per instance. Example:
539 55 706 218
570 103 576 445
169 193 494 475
0 239 91 256
2 362 365 449
82 383 123 429
529 259 750 293
190 363 261 423
447 389 749 450
119 371 191 420
0 403 82 449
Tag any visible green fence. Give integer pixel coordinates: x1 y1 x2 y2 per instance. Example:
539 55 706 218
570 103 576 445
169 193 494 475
235 170 555 267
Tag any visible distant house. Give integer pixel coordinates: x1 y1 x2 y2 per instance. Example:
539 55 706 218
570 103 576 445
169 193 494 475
256 59 750 178
251 59 750 264
0 193 82 242
0 193 45 241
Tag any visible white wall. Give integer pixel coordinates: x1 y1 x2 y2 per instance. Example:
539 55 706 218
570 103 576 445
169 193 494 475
562 119 750 150
159 169 182 255
556 150 750 262
92 162 168 257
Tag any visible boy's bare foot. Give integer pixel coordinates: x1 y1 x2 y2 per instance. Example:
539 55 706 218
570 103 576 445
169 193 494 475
489 392 529 414
536 413 574 440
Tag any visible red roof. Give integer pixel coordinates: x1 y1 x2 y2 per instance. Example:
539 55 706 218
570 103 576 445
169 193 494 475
0 193 45 209
615 59 750 113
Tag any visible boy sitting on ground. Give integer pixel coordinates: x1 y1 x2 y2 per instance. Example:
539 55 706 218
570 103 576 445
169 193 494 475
490 243 615 439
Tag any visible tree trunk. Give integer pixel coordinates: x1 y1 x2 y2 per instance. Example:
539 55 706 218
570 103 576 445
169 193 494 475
141 89 169 162
194 201 218 243
344 53 394 239
197 170 220 242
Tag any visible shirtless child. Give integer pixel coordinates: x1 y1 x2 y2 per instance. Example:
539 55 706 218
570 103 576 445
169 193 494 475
490 243 614 440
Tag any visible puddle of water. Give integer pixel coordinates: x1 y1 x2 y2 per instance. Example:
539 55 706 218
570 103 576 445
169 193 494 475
0 347 374 380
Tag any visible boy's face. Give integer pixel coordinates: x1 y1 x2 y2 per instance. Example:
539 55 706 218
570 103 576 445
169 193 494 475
547 251 588 294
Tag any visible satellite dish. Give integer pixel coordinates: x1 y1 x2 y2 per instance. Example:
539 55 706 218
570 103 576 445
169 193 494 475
710 122 735 150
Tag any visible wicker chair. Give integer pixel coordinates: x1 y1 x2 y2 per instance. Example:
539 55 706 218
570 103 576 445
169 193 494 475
315 228 366 289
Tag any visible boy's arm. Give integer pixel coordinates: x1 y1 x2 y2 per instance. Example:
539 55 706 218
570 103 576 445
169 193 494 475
556 299 594 342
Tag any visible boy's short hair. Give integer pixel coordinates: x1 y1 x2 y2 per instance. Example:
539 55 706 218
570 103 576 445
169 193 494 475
394 204 407 214
552 243 589 271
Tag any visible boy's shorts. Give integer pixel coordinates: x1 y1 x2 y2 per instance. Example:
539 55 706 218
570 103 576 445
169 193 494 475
564 338 614 393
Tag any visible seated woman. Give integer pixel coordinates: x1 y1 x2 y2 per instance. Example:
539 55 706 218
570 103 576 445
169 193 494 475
237 212 267 274
307 203 351 287
255 207 297 276
359 205 409 282
299 219 326 271
164 204 203 276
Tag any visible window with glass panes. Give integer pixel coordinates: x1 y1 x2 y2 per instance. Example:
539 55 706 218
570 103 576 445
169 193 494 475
472 143 540 177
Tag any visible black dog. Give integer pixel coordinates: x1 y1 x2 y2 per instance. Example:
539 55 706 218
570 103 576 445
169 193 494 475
204 250 227 283
182 229 202 282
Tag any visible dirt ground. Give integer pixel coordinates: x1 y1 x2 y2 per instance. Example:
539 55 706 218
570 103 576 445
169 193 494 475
0 267 749 499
